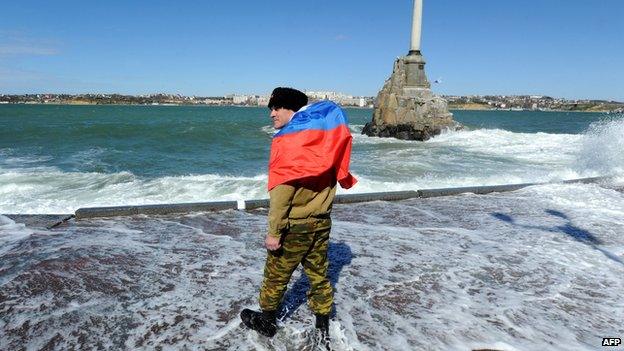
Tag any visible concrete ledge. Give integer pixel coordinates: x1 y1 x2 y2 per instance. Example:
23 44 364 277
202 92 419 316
75 201 237 219
562 176 609 184
71 176 614 219
417 176 611 198
417 183 536 198
244 199 270 210
336 190 419 204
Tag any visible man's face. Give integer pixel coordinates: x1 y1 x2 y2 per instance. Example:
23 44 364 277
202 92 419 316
270 108 295 129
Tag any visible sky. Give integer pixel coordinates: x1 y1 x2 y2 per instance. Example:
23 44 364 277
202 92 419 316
1 0 623 101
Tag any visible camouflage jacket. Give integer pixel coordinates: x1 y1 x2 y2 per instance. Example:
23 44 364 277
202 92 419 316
268 172 337 237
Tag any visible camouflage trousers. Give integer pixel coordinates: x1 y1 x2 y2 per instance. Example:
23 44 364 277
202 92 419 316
259 227 333 315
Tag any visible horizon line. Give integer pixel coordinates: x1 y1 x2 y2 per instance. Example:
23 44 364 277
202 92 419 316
1 92 622 103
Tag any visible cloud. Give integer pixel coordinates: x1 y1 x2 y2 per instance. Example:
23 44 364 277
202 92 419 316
0 66 51 83
0 31 60 57
0 46 59 56
334 34 349 41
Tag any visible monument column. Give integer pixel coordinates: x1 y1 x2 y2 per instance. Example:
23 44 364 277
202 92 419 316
405 0 429 88
410 0 423 55
362 0 458 141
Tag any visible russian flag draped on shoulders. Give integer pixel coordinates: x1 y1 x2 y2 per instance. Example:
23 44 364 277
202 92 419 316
268 100 357 191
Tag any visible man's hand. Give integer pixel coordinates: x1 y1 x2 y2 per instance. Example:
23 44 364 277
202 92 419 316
265 234 281 251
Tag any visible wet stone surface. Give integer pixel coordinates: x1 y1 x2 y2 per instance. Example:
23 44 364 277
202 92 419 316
1 182 623 350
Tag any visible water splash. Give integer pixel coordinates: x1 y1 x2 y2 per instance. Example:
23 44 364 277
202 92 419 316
0 215 35 255
577 115 624 176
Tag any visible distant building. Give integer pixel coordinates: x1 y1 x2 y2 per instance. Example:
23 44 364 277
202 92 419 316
305 90 372 107
306 91 350 101
232 95 248 104
256 96 269 106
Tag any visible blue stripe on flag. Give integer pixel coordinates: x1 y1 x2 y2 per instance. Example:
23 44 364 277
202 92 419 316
274 100 349 137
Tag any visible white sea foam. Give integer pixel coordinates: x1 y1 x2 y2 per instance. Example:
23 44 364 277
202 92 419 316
3 183 621 350
577 117 624 175
2 120 623 214
0 215 35 255
0 168 269 214
426 128 579 160
261 125 277 135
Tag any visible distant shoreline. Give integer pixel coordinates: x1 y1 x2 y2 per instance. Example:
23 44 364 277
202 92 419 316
447 103 621 114
448 107 615 114
3 93 622 113
0 102 617 113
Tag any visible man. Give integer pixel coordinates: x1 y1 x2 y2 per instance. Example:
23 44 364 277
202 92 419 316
240 87 356 345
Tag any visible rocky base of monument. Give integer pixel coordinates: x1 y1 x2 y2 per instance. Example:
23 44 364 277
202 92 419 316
362 121 461 141
363 55 461 141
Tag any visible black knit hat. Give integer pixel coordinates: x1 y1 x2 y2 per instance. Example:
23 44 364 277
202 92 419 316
268 87 308 111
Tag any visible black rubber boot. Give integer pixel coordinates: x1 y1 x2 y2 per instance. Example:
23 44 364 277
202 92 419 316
240 309 277 337
315 314 331 350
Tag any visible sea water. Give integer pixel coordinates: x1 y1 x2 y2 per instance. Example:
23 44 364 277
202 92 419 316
1 105 622 214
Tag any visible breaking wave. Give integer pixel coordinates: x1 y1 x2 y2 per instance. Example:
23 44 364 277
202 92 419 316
576 116 624 175
1 117 623 214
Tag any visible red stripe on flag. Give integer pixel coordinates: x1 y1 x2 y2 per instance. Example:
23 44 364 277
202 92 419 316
268 125 357 190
